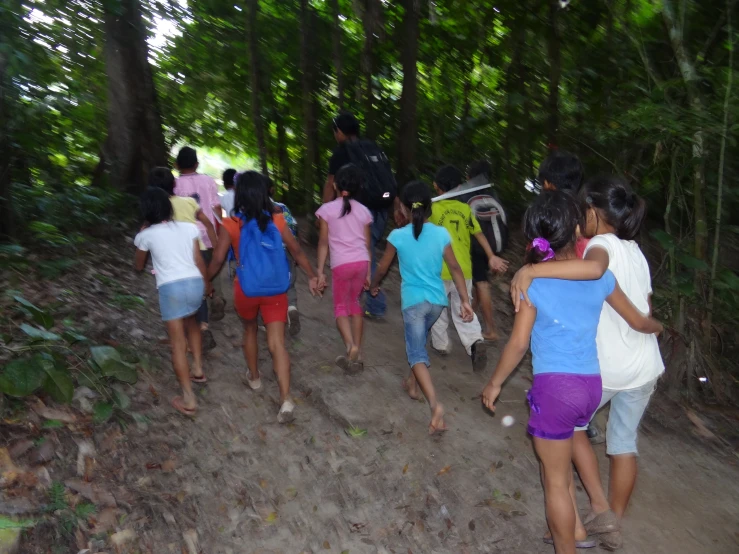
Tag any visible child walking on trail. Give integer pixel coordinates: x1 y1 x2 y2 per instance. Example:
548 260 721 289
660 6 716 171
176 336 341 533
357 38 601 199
481 191 663 554
429 165 509 372
316 164 373 374
133 188 212 415
370 181 474 434
206 171 321 424
509 176 663 550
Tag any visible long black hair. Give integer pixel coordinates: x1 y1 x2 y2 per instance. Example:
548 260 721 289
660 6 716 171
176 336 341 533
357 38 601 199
148 167 176 195
234 170 273 232
581 175 646 241
401 181 432 240
335 163 363 217
523 191 581 264
140 187 173 225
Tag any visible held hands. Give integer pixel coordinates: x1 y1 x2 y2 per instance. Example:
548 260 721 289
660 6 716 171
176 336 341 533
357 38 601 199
205 281 214 297
509 264 534 313
488 255 510 274
370 285 381 297
481 382 502 412
459 301 474 323
364 271 372 291
317 273 328 292
309 277 323 297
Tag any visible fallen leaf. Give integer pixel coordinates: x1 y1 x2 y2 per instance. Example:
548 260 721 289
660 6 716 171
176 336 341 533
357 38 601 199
285 487 298 499
685 409 716 439
32 400 76 423
402 463 409 474
110 529 136 547
257 428 267 441
323 540 331 549
149 384 159 398
182 529 199 554
265 512 278 523
436 465 452 476
162 460 176 473
513 490 522 501
259 479 268 489
445 518 453 529
146 462 162 470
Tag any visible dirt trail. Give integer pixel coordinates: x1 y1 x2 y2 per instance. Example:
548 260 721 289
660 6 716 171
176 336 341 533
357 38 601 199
119 249 739 554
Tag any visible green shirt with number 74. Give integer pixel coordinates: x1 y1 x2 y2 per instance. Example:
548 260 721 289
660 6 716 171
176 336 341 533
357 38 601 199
429 199 481 280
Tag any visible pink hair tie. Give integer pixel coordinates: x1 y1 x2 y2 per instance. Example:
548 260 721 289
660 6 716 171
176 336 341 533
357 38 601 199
531 238 555 261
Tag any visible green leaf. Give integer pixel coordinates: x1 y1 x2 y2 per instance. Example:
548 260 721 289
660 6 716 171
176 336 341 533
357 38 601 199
42 419 64 429
649 229 675 250
42 368 74 404
0 357 48 397
675 253 709 271
89 346 138 384
63 331 88 344
718 269 739 291
0 515 37 530
14 296 54 329
111 388 131 410
93 402 113 424
19 324 61 342
345 425 368 438
74 502 96 520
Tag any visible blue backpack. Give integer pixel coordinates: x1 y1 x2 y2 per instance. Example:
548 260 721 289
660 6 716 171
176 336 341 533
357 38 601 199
236 214 291 297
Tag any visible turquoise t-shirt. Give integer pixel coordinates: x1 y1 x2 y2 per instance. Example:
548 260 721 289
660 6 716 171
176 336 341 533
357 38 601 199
387 223 451 311
528 270 616 376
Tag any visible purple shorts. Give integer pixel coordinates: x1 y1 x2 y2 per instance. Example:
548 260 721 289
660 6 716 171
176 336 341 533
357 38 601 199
527 373 602 440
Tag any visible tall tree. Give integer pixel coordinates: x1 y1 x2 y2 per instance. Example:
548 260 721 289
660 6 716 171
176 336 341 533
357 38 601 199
330 0 345 109
102 0 168 191
300 0 319 210
247 0 269 176
546 0 561 147
395 0 421 186
361 0 381 138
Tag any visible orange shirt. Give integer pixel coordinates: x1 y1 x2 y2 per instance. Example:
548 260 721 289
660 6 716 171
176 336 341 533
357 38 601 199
222 213 287 262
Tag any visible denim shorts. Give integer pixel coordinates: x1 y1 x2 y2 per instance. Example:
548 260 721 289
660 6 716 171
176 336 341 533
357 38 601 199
575 378 658 455
158 277 204 321
402 301 445 367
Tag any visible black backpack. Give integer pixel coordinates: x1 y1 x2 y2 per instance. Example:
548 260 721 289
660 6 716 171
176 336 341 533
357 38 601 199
468 193 509 254
344 138 397 211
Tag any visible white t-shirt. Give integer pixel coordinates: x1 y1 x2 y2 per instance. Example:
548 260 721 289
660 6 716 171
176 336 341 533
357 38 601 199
220 189 235 218
134 222 202 288
585 234 664 390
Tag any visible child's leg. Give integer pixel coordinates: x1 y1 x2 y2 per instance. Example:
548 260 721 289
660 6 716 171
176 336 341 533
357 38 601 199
241 319 259 381
184 315 204 379
165 318 196 411
429 283 452 353
474 281 499 341
350 314 363 359
572 430 611 515
335 316 355 354
266 321 290 402
534 437 577 554
410 362 445 433
448 278 484 356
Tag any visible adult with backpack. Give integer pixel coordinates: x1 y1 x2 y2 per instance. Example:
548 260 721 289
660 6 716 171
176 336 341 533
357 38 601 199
207 171 321 423
322 112 397 319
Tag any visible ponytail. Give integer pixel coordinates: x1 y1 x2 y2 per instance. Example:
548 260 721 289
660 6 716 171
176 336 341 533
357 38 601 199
335 164 362 218
581 175 646 241
400 181 433 240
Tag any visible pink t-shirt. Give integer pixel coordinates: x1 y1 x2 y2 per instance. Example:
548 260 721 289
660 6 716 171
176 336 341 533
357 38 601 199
315 198 373 269
174 173 220 248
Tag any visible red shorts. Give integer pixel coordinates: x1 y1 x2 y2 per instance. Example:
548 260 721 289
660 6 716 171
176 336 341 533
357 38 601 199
233 280 288 324
332 261 369 318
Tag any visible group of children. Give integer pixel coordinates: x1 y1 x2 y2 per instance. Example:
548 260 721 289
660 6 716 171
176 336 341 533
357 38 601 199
133 144 663 553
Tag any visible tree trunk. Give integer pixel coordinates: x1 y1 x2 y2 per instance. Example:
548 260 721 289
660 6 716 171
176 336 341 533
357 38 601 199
504 6 526 187
300 0 319 211
330 0 345 109
546 0 561 147
0 49 13 240
102 0 168 192
361 0 381 138
247 0 269 176
395 0 421 187
662 0 708 264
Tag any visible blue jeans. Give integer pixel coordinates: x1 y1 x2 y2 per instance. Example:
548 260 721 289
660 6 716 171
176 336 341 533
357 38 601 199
364 208 388 316
402 301 445 367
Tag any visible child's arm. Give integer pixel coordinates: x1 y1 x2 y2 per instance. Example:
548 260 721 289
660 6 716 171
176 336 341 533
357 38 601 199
510 247 610 312
316 219 329 290
196 209 218 250
481 302 536 411
606 283 663 335
442 245 474 322
206 226 232 282
369 244 397 295
364 223 372 288
281 226 320 296
134 249 148 271
193 240 213 296
473 232 509 273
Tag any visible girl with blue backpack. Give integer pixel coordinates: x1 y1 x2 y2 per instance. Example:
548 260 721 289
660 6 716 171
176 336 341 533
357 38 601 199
207 172 321 423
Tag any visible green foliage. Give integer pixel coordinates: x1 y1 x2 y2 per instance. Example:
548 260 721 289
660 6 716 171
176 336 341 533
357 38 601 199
45 482 95 537
90 346 138 384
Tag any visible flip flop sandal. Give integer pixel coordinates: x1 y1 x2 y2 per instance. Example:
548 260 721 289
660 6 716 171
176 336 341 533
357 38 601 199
347 360 364 375
171 396 196 416
543 537 597 549
598 531 623 551
242 375 262 390
190 374 208 384
335 355 350 371
277 400 295 424
583 509 620 535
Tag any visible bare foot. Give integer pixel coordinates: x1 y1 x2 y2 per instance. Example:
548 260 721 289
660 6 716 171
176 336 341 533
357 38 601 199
402 377 422 401
428 404 447 434
482 331 500 341
347 345 360 362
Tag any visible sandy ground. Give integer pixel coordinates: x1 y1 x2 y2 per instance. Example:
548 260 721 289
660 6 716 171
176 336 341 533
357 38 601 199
116 254 739 554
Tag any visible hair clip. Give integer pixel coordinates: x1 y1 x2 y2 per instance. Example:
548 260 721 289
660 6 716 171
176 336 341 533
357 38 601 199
411 202 423 209
531 237 555 261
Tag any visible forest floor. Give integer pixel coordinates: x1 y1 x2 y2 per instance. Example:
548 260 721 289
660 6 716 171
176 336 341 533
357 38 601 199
4 229 739 554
